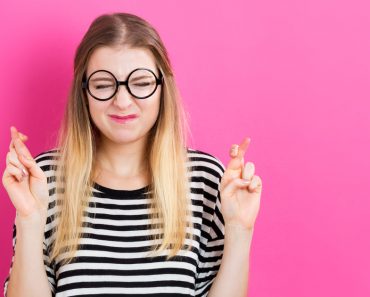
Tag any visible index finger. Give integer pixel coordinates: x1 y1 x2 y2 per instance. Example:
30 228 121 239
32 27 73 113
13 137 33 160
237 137 251 160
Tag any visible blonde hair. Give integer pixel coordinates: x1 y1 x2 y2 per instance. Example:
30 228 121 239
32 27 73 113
50 12 193 265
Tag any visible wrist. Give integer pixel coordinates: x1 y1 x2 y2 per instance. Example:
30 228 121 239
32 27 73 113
15 210 47 232
225 223 254 234
224 224 254 242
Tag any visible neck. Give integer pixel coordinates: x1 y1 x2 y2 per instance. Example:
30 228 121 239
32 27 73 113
95 135 149 178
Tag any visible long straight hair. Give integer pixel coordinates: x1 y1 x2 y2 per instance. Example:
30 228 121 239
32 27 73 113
50 12 193 265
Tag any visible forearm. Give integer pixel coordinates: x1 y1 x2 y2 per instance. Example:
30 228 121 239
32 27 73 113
208 226 253 297
6 215 52 297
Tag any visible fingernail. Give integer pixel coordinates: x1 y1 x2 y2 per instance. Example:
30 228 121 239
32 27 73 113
231 145 239 154
245 162 254 172
22 168 28 176
241 179 251 184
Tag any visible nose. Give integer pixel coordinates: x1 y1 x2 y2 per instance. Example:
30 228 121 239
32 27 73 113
112 85 135 109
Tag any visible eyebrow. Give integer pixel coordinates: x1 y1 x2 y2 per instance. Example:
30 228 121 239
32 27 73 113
130 75 153 82
90 75 155 82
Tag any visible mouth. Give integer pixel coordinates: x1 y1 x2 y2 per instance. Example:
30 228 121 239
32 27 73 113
108 114 138 124
109 114 138 119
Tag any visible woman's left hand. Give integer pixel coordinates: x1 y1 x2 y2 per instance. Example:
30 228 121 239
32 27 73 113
219 137 262 231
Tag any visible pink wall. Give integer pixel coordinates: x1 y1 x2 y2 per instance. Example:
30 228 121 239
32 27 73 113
1 1 369 296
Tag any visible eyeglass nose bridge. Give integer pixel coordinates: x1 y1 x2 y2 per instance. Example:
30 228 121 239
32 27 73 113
115 80 134 99
117 80 129 86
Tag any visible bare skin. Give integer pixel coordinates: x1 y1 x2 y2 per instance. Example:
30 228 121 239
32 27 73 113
86 46 161 190
2 126 52 297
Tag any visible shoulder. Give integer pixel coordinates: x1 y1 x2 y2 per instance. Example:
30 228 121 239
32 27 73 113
186 147 225 185
33 148 61 174
34 148 61 161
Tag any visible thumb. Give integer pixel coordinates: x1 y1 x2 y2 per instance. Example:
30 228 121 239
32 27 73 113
19 154 45 180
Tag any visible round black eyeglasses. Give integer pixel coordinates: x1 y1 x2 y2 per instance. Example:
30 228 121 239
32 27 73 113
82 68 164 100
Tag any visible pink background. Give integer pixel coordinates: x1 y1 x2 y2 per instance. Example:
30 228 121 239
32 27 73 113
1 1 369 296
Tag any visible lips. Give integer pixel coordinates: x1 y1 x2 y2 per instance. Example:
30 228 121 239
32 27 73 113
109 114 138 119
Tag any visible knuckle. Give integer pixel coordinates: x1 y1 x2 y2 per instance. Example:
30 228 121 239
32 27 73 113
9 153 21 167
9 147 16 156
8 163 19 173
9 149 17 159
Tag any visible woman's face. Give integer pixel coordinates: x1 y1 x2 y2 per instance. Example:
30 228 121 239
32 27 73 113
85 46 161 145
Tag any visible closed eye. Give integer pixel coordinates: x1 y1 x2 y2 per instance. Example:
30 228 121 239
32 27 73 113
96 84 114 89
132 82 152 87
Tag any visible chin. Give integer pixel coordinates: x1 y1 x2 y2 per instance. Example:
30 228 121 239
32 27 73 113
111 133 148 145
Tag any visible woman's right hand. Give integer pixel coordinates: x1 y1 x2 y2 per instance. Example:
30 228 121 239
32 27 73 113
2 126 50 225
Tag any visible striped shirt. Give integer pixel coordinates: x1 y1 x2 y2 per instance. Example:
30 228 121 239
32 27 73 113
4 148 225 297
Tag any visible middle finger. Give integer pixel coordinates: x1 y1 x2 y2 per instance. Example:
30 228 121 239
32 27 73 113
237 137 251 160
13 137 33 161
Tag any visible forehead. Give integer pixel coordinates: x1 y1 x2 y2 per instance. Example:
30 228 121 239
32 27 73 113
86 46 158 78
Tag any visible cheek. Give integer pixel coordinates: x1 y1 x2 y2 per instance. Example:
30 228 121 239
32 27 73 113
143 95 161 121
87 97 107 123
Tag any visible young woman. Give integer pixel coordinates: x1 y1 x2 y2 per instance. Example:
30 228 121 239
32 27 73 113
2 12 262 297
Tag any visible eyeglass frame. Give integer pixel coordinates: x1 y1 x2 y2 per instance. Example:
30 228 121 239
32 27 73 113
82 67 164 101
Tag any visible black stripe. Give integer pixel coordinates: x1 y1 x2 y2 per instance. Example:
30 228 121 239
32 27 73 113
4 148 225 297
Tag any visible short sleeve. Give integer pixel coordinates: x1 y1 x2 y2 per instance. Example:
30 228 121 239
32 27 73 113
195 156 225 297
3 219 57 297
